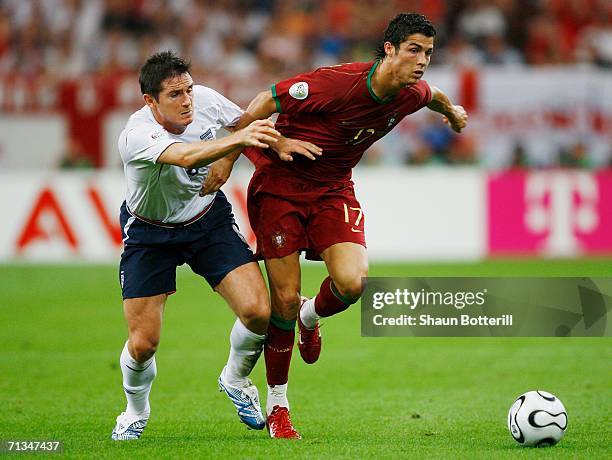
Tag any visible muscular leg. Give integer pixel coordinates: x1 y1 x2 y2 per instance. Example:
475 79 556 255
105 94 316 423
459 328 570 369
121 294 167 416
215 262 270 386
300 243 368 328
321 242 368 307
263 252 301 412
216 262 270 334
265 253 302 321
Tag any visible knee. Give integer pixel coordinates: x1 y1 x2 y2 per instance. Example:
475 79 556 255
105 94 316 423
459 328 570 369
273 288 301 320
238 297 271 334
334 267 368 301
129 335 159 363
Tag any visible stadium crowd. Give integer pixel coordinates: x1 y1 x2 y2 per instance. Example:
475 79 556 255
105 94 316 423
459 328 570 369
1 0 611 168
2 0 611 79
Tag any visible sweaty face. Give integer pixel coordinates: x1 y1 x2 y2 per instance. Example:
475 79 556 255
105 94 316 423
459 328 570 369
387 33 434 87
146 73 194 134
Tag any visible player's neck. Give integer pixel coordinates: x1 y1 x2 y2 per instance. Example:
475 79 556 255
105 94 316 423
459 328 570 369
371 59 401 100
150 106 188 135
162 123 187 135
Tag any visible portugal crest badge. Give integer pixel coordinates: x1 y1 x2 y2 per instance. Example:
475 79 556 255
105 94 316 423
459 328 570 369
272 231 286 248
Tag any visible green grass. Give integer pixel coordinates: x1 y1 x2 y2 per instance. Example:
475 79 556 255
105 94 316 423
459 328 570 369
0 260 610 459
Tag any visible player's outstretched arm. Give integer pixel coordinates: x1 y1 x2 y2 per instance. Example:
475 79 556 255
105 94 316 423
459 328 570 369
198 105 278 195
200 90 322 195
199 92 279 180
245 90 322 161
427 86 468 133
158 119 280 169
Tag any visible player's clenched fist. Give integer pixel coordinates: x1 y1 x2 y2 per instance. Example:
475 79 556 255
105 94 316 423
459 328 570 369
442 105 468 133
236 119 280 148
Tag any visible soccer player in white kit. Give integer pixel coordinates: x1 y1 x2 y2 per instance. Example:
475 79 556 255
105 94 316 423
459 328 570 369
111 51 319 440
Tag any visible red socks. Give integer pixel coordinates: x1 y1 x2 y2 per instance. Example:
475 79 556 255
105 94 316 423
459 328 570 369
265 277 360 385
264 322 295 385
314 276 354 317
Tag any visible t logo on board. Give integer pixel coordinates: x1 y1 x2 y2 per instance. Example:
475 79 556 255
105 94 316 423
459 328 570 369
488 171 612 256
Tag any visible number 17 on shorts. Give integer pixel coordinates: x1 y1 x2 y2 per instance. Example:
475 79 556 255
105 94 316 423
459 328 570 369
343 203 363 233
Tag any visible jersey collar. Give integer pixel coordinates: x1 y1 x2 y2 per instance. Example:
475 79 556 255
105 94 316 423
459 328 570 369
367 60 396 104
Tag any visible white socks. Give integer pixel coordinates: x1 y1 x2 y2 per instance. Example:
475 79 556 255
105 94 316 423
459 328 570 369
119 319 265 417
223 318 266 387
300 297 319 330
120 341 156 417
267 383 289 415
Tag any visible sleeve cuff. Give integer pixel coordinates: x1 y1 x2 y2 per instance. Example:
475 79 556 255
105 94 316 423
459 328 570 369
271 84 282 114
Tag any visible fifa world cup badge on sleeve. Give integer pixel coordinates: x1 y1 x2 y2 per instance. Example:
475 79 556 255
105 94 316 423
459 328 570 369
289 82 309 100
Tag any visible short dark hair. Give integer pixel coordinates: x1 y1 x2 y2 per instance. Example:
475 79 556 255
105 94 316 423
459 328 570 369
375 13 436 60
139 51 191 100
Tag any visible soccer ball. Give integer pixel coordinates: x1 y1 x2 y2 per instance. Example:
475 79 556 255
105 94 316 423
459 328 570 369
507 390 568 447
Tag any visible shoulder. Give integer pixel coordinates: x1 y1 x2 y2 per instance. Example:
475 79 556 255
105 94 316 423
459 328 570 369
192 84 217 107
193 84 240 112
277 62 371 97
193 84 217 99
123 106 154 131
311 61 372 81
317 61 372 74
120 111 167 152
123 107 160 138
191 85 224 121
193 84 236 104
402 79 432 104
280 62 371 85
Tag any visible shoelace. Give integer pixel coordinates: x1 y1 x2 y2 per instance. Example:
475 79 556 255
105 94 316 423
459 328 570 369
271 407 296 434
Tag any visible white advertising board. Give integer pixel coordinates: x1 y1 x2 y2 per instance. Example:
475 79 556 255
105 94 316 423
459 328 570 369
0 169 485 263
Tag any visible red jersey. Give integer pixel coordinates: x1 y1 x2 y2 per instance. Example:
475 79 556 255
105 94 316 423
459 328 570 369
246 61 432 183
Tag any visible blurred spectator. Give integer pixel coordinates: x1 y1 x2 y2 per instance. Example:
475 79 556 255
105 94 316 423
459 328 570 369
408 144 438 165
257 18 305 75
438 33 484 67
457 0 507 42
559 142 590 168
101 0 149 36
524 13 563 65
420 113 457 161
0 17 11 76
481 33 523 65
576 10 612 67
220 34 259 78
450 131 478 164
548 0 594 61
509 143 528 169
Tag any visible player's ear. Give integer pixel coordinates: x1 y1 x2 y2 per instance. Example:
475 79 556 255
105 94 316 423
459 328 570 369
384 41 396 58
143 93 156 108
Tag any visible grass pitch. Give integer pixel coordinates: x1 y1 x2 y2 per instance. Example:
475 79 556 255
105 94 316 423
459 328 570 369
0 259 610 459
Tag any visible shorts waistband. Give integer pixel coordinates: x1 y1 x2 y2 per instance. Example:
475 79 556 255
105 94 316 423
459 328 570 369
126 197 216 228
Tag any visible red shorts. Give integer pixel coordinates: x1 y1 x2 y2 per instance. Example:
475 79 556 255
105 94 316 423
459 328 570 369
247 166 366 260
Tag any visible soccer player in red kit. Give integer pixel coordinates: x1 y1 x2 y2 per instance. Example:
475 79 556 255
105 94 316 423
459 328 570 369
201 13 468 439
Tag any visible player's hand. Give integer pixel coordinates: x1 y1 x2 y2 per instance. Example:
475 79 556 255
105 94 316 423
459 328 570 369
442 105 468 133
237 119 281 148
199 158 233 196
272 136 323 162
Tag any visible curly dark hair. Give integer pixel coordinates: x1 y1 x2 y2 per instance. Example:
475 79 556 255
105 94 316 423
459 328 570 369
139 50 191 100
375 13 436 60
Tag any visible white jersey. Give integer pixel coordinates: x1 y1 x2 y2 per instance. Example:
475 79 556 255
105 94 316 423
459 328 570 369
118 85 243 224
